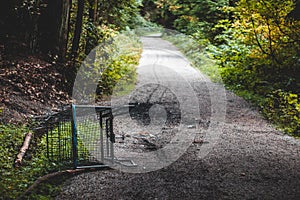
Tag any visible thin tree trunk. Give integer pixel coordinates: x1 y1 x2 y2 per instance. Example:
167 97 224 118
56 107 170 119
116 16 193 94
85 0 99 55
94 0 98 22
58 0 71 60
71 0 85 59
40 0 70 60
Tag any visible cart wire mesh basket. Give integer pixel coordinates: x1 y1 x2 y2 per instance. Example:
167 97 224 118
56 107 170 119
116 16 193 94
72 105 115 169
42 105 114 168
42 104 136 169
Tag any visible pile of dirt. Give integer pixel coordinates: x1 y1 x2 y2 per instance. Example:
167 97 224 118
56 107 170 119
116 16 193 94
0 44 72 124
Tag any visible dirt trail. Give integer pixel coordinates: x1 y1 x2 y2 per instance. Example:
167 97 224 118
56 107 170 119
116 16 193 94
56 36 300 200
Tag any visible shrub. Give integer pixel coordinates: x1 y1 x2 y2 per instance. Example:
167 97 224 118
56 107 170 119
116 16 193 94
0 125 53 199
262 90 300 136
96 31 142 97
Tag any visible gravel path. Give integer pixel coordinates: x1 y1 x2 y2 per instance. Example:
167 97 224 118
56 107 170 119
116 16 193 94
56 36 300 199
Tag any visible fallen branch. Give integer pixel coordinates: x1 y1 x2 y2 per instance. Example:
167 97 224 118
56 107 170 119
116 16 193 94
14 132 33 167
20 168 108 199
21 169 85 198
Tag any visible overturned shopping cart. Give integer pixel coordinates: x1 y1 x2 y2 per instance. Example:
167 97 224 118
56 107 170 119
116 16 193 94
43 104 136 169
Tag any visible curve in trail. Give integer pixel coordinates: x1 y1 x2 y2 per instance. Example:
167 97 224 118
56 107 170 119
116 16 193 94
57 36 300 200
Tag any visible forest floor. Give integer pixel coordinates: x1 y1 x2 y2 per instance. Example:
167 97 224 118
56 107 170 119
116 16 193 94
55 36 300 199
0 41 71 124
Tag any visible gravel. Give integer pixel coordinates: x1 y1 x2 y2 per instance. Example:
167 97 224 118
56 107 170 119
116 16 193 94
56 36 300 200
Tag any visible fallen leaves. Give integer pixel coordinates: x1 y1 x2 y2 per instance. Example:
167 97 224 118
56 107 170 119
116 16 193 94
0 55 71 123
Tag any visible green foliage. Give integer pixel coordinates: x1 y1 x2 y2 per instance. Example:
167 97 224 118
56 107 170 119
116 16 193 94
24 172 73 200
207 0 300 136
94 31 142 98
141 0 231 40
132 15 163 36
262 90 300 136
81 24 119 61
70 29 141 100
65 1 142 96
174 0 229 38
65 0 141 61
99 54 139 96
231 0 300 88
96 0 141 29
0 124 55 199
0 119 109 199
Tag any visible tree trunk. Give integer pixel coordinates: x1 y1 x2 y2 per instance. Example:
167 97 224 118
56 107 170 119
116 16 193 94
88 0 96 22
228 0 238 22
58 0 71 60
85 0 100 55
39 0 70 60
71 0 85 59
94 0 98 22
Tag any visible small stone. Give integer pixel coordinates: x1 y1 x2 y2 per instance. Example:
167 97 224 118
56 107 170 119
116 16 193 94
125 133 131 138
193 139 203 144
187 125 196 129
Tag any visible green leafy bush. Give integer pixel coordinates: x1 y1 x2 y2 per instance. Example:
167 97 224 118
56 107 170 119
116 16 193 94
208 0 300 136
262 90 300 136
94 31 142 98
0 125 54 199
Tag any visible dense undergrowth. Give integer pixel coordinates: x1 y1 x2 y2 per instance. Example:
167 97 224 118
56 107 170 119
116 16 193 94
96 30 142 97
210 1 300 136
0 124 56 199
